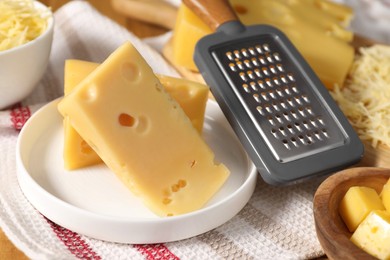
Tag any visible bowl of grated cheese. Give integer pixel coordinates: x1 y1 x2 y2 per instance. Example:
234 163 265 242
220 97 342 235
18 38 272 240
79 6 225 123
0 0 53 109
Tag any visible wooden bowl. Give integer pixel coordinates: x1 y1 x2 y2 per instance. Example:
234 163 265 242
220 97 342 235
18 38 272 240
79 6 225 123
313 167 390 260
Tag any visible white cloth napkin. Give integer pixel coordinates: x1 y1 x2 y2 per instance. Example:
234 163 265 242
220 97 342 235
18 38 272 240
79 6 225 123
0 1 325 259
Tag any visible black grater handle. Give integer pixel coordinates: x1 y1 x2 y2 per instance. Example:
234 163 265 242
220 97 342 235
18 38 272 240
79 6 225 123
182 0 239 31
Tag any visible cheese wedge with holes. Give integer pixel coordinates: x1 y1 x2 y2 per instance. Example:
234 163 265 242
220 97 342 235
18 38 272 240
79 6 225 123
350 210 390 260
172 0 354 89
58 42 229 216
62 59 209 170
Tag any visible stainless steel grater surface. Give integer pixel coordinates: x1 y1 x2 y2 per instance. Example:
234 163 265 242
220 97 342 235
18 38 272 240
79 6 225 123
211 37 346 163
184 0 364 185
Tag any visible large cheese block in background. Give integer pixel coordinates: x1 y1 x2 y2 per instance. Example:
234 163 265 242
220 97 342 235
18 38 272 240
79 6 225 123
63 59 209 170
58 42 230 216
172 0 355 89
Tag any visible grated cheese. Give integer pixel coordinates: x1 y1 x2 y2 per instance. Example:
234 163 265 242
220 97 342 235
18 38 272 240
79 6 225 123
331 45 390 148
0 0 50 51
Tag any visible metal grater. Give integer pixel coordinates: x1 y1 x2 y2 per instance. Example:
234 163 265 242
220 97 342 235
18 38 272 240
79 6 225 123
211 37 346 164
192 22 364 185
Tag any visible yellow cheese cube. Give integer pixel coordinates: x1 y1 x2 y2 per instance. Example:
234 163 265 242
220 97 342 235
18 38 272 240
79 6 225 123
381 178 390 213
172 0 354 89
350 210 390 260
62 60 209 170
339 186 385 232
58 42 230 216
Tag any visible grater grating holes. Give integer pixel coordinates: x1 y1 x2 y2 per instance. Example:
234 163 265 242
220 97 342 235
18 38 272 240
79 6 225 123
210 37 351 163
224 43 334 151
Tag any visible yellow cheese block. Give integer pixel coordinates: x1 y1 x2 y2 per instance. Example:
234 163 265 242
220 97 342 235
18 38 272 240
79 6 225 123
381 179 390 213
350 210 390 260
157 74 208 133
62 60 209 170
339 186 385 232
63 60 103 170
172 0 354 89
58 42 230 216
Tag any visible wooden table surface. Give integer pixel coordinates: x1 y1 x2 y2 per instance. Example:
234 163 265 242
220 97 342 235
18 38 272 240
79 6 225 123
0 1 168 259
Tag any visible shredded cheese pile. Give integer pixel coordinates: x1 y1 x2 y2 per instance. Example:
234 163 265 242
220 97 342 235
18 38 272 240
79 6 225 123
331 45 390 148
0 0 49 51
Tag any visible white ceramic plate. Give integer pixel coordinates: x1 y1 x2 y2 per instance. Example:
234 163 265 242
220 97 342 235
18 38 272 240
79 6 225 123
16 99 257 244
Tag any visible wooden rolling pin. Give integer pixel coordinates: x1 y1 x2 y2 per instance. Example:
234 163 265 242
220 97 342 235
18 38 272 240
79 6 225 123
111 0 177 30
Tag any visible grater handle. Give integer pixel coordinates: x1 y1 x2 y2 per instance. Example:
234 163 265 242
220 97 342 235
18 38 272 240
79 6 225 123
182 0 239 31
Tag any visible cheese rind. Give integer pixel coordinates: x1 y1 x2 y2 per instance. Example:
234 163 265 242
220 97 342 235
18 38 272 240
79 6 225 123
62 60 209 170
58 42 229 216
350 210 390 260
172 0 354 89
339 186 385 232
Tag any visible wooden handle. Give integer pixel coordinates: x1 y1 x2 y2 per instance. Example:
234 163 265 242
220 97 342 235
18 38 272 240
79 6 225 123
111 0 177 30
182 0 238 31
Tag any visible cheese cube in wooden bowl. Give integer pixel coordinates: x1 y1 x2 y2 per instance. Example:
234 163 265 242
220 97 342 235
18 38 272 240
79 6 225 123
313 167 390 260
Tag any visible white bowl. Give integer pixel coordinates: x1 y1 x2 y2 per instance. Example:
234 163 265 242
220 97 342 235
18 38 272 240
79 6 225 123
0 1 54 109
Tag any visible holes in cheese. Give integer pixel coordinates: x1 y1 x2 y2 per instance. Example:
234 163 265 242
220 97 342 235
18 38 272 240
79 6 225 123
118 113 150 133
171 179 187 193
178 179 187 187
118 113 135 127
80 140 94 154
135 116 149 134
58 43 229 216
171 185 179 193
190 160 196 168
163 179 189 216
121 62 140 82
162 198 172 205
